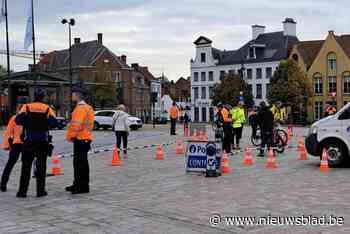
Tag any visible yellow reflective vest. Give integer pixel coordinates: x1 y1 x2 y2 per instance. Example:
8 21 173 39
230 107 245 128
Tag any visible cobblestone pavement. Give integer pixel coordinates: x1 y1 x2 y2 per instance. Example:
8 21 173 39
0 125 350 234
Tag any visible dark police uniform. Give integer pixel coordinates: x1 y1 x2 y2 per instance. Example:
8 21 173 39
15 98 57 197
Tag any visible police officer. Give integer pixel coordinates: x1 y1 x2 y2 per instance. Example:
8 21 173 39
66 85 94 194
15 88 57 198
217 103 233 154
0 98 27 192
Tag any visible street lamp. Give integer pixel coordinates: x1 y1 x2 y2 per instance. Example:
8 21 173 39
61 18 75 113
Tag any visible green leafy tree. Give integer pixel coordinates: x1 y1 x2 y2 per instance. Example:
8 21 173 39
0 65 7 76
211 72 254 108
92 74 118 109
267 59 313 111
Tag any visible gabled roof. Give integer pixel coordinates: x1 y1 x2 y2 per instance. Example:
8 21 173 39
335 34 350 59
194 36 213 45
293 40 324 69
40 40 130 70
209 31 299 65
139 66 156 82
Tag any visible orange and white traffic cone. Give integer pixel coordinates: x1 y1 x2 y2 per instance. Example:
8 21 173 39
265 148 277 169
111 145 122 166
297 138 304 152
176 140 185 155
287 128 292 144
155 144 165 160
51 153 64 175
243 146 253 166
298 144 308 161
221 151 232 174
320 149 329 173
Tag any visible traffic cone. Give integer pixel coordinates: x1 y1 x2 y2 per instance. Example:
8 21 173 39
243 146 253 166
297 138 304 152
320 149 329 173
51 153 64 175
298 145 308 161
184 126 189 137
221 151 232 174
155 144 165 160
287 128 292 144
265 148 277 169
176 140 185 155
111 145 122 166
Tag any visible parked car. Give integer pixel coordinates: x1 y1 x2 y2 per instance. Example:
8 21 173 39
305 103 350 167
51 117 67 130
155 117 168 124
94 110 142 130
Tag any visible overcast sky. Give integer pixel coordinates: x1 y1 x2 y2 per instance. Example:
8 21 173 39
1 0 350 80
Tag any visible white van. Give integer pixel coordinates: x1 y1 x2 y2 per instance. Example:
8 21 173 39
305 103 350 166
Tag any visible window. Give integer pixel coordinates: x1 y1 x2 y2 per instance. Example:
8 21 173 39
339 106 350 120
220 71 225 80
313 73 323 95
193 72 199 82
202 108 207 122
201 87 206 99
266 67 272 79
209 86 214 98
266 83 270 96
194 107 199 122
194 87 199 100
256 84 262 99
314 101 323 120
327 52 337 76
209 107 214 122
249 47 255 59
201 72 206 82
328 76 337 94
256 68 262 79
247 69 253 79
247 84 253 95
344 72 350 94
201 53 206 63
209 71 214 81
111 71 121 82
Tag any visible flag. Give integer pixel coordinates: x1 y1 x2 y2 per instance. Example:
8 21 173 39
0 0 5 23
24 0 33 50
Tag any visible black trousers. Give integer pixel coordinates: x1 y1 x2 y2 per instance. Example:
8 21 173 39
260 130 273 154
170 118 177 135
115 131 128 152
73 140 91 189
222 123 233 153
1 144 22 187
18 142 48 194
232 127 243 146
251 124 258 139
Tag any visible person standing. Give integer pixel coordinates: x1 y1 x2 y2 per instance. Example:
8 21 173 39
15 88 57 198
257 102 274 157
230 101 246 150
66 86 94 194
248 106 259 139
112 105 130 157
0 98 27 192
217 103 233 153
169 102 179 135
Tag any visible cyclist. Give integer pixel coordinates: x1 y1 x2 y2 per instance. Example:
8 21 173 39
257 102 274 157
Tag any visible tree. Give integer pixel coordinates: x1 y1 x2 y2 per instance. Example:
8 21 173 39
267 59 313 123
91 74 118 109
211 72 254 108
0 65 6 76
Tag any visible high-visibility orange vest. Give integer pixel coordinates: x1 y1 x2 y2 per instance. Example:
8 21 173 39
66 101 94 141
169 106 179 119
220 108 232 123
2 116 23 150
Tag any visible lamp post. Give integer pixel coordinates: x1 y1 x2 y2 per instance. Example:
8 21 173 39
61 18 75 113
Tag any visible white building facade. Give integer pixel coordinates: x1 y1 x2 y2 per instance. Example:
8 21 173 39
190 18 299 122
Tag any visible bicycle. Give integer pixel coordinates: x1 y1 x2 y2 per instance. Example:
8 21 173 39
251 126 286 153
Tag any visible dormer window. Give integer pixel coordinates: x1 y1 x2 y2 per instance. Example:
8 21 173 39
201 53 206 63
249 47 255 59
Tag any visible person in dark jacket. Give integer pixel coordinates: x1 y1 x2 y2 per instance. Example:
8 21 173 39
257 102 274 157
248 106 259 139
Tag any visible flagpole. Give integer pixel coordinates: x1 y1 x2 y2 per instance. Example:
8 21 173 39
31 0 36 88
4 0 11 115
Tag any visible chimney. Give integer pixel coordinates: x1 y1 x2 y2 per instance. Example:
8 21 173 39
121 55 127 64
132 63 139 71
97 33 103 44
74 37 81 44
252 25 265 40
283 18 297 36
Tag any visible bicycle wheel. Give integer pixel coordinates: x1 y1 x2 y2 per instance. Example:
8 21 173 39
274 134 285 153
251 128 262 147
276 129 288 146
